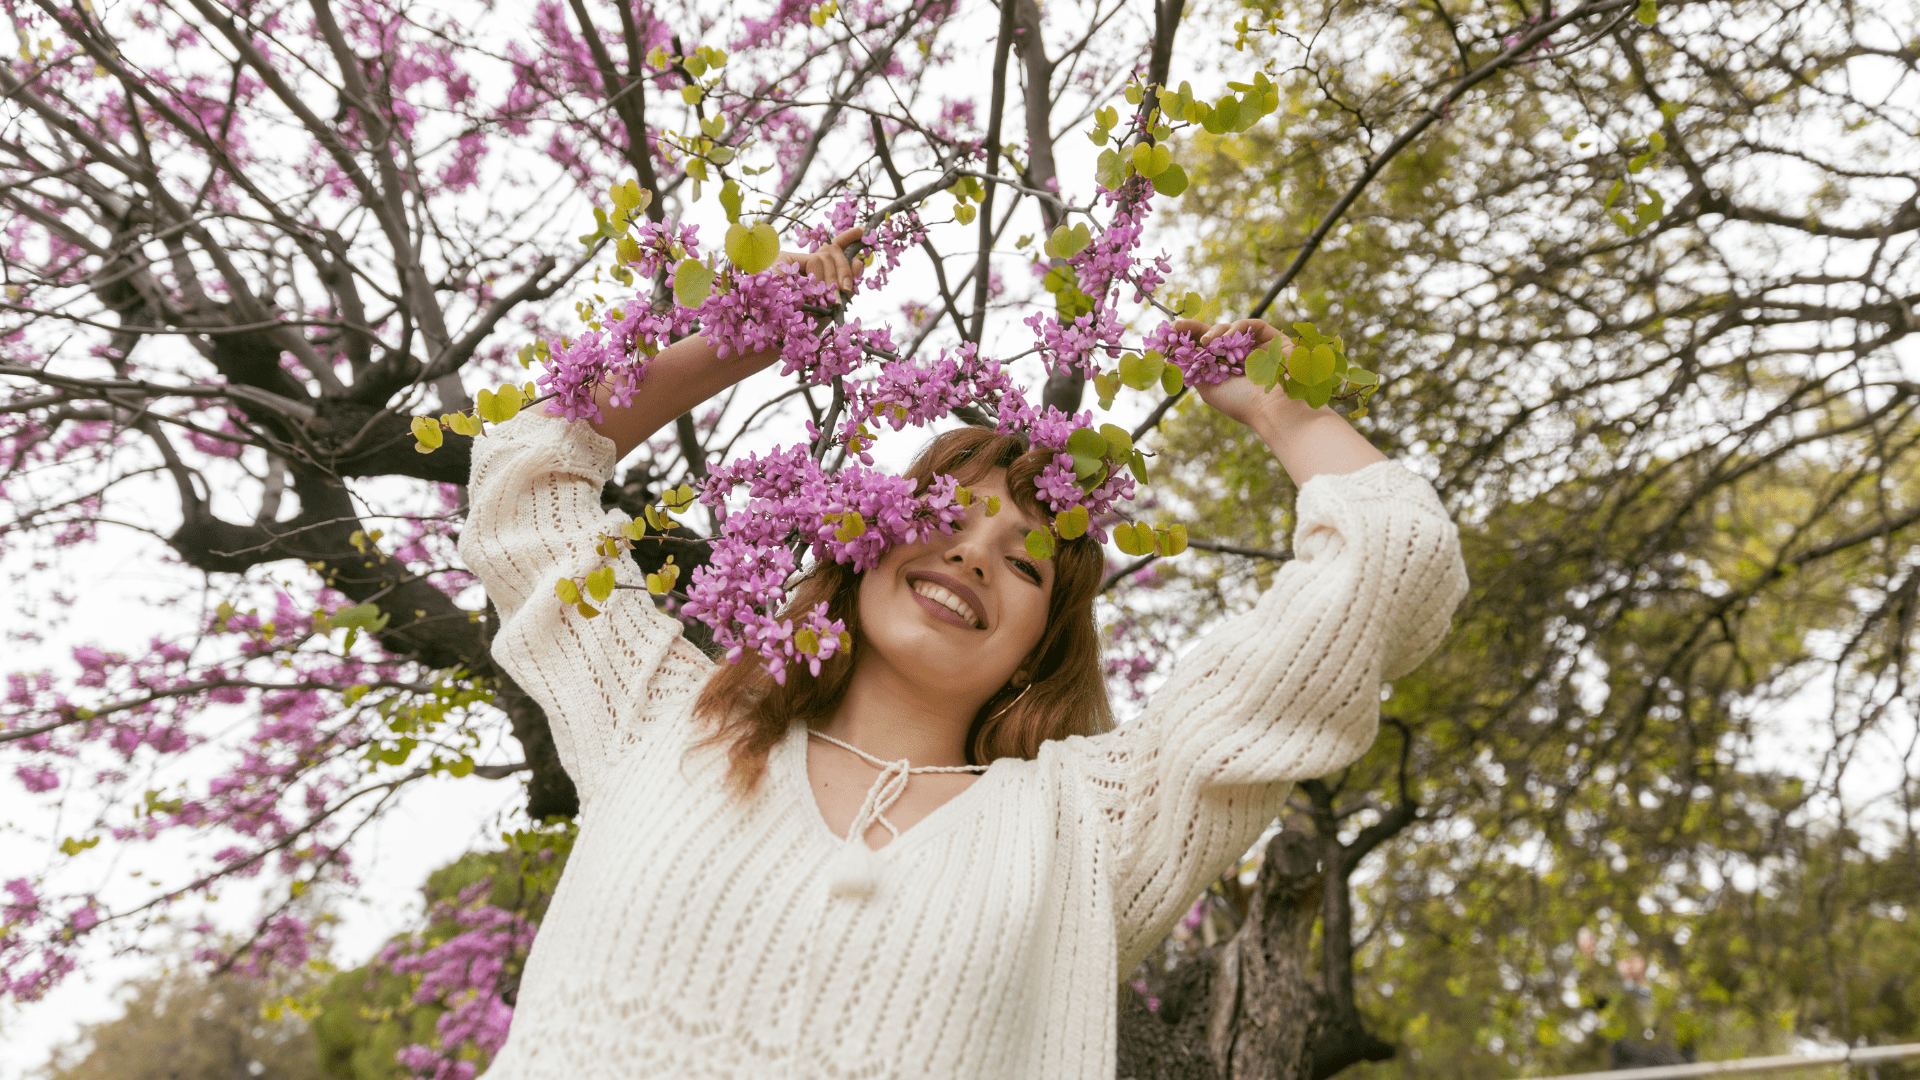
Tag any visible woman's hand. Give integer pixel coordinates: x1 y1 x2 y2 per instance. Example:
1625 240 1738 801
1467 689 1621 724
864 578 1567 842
586 227 869 459
773 226 867 297
1171 317 1298 430
1170 317 1387 484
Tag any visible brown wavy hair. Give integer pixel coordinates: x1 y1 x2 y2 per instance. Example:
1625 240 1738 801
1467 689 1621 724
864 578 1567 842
693 426 1113 793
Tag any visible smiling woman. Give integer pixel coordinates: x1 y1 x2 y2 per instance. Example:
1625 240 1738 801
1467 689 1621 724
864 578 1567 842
695 425 1113 804
455 239 1467 1080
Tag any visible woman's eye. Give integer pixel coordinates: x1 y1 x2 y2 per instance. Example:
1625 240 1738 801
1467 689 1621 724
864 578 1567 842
1011 557 1042 583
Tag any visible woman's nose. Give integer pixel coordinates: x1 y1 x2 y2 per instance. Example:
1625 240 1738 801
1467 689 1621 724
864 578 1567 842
944 541 989 579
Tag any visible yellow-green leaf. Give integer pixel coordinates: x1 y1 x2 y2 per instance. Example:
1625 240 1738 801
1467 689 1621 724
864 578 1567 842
725 222 780 274
585 565 616 602
1113 522 1150 557
555 578 581 604
1293 343 1337 385
609 178 650 214
1131 142 1172 178
476 384 522 424
1152 162 1188 197
410 415 443 450
1246 344 1283 389
1025 529 1056 560
1162 523 1189 556
1119 349 1165 390
673 258 715 307
1055 505 1089 540
1044 222 1093 259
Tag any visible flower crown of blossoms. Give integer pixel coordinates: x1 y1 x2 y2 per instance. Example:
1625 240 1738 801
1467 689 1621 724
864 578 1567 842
414 75 1380 685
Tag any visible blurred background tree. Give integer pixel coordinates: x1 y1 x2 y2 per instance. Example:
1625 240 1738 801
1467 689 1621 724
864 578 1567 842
39 956 328 1080
1110 0 1919 1076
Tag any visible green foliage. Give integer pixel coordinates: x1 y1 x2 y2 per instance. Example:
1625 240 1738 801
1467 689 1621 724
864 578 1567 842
355 670 494 776
312 825 576 1080
1125 0 1920 1072
45 960 329 1080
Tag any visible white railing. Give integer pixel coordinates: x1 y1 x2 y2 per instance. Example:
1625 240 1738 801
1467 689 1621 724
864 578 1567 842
1530 1044 1920 1080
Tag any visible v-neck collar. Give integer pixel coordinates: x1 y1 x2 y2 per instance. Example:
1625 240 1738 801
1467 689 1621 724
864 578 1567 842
779 721 1006 857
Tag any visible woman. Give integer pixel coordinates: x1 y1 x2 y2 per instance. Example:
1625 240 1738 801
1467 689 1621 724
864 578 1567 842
459 229 1468 1079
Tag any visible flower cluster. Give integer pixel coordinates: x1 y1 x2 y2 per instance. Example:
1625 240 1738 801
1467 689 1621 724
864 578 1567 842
1146 323 1260 387
518 84 1290 680
384 880 538 1080
682 444 974 682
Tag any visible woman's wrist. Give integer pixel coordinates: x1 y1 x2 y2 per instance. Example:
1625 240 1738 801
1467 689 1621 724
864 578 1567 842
1246 395 1387 485
1244 393 1324 444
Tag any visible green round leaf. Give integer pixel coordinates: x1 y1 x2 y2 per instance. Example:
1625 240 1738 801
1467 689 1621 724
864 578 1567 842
585 565 616 603
673 258 715 307
1118 350 1164 390
1293 342 1337 385
410 415 443 450
726 222 781 274
1025 529 1057 560
1152 162 1189 197
1246 345 1283 390
1056 505 1090 540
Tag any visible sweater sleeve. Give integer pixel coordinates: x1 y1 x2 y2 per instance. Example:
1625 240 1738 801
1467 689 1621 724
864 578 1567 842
458 410 715 811
1064 459 1467 975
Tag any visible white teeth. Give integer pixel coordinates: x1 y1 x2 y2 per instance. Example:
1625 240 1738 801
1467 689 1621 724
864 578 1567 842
911 580 981 628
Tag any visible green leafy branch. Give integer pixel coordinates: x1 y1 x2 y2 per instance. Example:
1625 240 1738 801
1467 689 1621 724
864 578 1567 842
551 484 699 618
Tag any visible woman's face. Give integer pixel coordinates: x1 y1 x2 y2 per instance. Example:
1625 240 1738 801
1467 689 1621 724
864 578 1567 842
854 468 1055 705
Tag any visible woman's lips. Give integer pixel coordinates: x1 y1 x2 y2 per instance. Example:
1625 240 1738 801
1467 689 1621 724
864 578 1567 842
906 570 988 630
910 588 979 630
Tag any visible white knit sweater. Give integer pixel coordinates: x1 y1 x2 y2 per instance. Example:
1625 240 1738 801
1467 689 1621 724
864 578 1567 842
460 411 1467 1080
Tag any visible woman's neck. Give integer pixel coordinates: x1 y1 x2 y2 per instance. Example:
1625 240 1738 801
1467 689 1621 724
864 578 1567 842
818 654 979 767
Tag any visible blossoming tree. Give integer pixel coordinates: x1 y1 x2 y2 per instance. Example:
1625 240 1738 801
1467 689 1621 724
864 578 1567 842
3 0 1649 1075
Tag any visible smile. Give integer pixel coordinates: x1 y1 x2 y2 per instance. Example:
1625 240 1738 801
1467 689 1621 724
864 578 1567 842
909 578 983 629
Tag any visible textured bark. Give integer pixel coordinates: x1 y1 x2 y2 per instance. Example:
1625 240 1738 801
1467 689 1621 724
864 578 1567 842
1117 828 1327 1080
1116 814 1404 1080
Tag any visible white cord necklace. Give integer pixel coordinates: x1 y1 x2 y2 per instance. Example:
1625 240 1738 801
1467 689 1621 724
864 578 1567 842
807 728 989 900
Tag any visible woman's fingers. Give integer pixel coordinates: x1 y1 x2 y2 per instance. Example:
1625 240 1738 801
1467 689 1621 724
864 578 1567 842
820 227 865 293
1229 318 1278 344
1198 318 1278 345
825 245 853 294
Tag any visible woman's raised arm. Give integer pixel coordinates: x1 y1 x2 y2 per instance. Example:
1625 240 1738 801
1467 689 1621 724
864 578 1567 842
1062 326 1467 973
585 227 866 460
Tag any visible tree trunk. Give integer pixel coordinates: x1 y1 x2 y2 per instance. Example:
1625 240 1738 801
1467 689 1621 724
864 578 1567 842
1116 826 1397 1080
